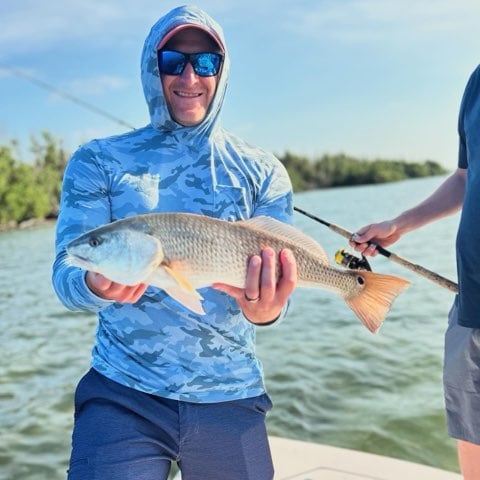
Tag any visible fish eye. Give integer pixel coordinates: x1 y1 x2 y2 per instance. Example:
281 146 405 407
356 275 365 286
89 236 103 248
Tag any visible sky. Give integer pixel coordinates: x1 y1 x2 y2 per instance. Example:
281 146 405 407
1 0 480 169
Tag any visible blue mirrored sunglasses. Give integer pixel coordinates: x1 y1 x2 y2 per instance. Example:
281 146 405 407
158 50 223 77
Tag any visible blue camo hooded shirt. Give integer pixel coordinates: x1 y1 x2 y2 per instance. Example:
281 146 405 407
52 5 293 402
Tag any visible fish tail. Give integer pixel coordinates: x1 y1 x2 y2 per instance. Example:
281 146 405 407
345 271 410 333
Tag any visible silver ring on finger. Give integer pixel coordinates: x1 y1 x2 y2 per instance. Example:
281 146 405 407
244 292 260 303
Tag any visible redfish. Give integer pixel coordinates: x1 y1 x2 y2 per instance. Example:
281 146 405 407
66 213 409 333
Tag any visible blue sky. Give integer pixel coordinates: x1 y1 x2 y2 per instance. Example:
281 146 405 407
1 0 479 169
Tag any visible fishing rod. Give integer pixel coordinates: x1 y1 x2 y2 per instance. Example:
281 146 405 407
294 206 459 294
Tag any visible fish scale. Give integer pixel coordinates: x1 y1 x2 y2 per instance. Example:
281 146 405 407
148 215 363 295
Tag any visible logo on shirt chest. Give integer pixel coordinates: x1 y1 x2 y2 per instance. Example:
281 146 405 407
120 173 160 210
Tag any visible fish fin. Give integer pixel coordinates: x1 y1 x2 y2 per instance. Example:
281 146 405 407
148 265 205 315
163 286 206 315
162 266 202 297
344 271 410 333
242 216 329 262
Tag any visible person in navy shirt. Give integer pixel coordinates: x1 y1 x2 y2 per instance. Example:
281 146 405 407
352 64 480 479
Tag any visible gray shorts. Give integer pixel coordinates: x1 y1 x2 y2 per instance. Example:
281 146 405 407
443 298 480 444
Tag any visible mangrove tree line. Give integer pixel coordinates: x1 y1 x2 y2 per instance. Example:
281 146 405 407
0 133 67 226
0 134 448 227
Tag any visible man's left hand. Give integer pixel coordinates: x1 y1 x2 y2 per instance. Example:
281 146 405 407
212 247 297 325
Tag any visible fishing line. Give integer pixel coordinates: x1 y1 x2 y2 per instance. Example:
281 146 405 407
294 206 458 293
4 64 458 293
0 65 136 130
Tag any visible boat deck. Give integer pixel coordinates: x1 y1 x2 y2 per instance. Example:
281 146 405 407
173 436 462 479
269 436 462 479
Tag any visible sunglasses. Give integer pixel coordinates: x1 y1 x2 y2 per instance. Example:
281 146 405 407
157 50 223 77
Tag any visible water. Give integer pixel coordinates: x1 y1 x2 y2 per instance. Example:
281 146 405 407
0 176 461 479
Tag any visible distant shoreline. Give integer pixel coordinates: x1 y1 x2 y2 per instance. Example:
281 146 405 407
1 171 450 232
1 134 448 230
0 217 56 233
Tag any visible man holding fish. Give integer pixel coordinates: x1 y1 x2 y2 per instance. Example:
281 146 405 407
352 65 480 479
53 5 297 480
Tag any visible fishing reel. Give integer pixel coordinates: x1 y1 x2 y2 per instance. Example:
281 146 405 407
334 248 372 272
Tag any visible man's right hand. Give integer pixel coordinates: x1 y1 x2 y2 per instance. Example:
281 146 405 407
350 220 400 257
86 272 148 303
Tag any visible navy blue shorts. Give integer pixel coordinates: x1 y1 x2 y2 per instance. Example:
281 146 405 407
67 368 274 480
444 298 480 444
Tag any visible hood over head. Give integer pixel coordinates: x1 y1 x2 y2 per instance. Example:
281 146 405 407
140 5 229 138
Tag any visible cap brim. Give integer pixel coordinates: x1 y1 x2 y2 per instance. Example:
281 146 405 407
157 24 223 51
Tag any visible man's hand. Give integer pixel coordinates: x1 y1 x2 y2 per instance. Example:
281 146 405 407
212 248 297 325
86 272 148 303
350 221 400 257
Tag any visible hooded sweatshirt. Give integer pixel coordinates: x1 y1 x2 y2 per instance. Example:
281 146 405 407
52 5 293 402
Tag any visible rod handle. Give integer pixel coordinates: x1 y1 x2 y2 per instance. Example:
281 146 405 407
318 218 459 293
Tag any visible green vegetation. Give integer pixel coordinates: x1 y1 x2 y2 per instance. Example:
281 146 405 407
0 133 67 227
0 135 448 228
278 151 448 192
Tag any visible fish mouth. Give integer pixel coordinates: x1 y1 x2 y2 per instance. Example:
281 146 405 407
65 252 90 268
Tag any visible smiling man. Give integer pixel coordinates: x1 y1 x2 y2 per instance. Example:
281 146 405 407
159 28 223 126
53 5 296 480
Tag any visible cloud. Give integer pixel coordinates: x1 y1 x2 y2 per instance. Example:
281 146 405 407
4 0 479 56
283 0 480 44
0 1 125 54
0 0 195 56
0 0 235 56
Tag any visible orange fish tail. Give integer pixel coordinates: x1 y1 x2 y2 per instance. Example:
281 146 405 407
345 271 410 333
